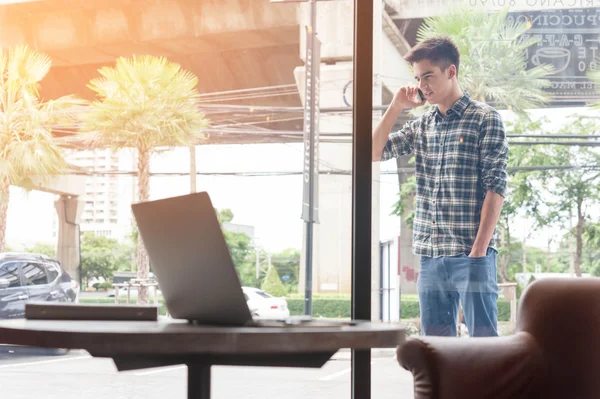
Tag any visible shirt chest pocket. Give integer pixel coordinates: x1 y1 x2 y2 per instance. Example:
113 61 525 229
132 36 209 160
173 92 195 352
445 129 479 169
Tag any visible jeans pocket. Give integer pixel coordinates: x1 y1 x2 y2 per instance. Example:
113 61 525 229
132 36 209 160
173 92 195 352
466 247 496 261
466 254 487 262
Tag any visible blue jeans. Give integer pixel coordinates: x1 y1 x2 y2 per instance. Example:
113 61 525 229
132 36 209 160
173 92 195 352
417 247 499 337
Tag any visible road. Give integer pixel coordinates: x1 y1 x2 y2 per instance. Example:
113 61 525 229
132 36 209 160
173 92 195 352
0 347 414 398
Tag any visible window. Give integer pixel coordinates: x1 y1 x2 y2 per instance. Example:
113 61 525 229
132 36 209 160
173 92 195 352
46 264 60 283
0 262 21 288
22 263 48 286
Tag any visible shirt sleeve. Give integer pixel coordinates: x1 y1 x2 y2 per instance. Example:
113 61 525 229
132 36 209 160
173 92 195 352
479 109 509 197
381 119 417 162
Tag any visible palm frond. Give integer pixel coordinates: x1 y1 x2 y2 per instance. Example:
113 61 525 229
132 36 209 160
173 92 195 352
81 55 209 153
0 45 81 186
416 5 554 114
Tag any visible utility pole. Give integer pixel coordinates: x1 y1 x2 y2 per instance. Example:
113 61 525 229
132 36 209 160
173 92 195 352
300 0 320 316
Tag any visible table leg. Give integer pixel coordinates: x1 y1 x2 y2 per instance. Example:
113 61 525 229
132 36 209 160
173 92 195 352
188 363 211 399
352 349 371 399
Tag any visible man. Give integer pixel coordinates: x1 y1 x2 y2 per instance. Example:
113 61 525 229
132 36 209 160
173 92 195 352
373 36 508 337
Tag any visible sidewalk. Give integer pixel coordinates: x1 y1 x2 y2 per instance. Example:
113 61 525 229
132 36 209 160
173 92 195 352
332 347 398 359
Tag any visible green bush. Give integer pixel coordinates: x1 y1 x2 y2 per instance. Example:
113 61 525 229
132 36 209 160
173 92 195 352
261 265 287 297
401 298 513 322
286 293 351 300
401 300 420 319
81 295 515 322
287 298 350 318
497 300 511 322
288 297 514 322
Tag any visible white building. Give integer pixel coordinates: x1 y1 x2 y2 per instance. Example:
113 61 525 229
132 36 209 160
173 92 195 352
64 149 135 242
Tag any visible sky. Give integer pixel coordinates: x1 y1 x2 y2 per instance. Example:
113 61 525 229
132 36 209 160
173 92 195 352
4 142 401 252
4 107 597 253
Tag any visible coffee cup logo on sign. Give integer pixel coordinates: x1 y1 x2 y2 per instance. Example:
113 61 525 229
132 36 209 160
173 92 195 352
531 47 571 74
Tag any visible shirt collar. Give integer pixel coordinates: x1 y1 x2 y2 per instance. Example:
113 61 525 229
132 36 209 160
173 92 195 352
435 92 472 118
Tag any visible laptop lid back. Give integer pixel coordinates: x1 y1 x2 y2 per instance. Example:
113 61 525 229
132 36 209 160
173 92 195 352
131 192 253 326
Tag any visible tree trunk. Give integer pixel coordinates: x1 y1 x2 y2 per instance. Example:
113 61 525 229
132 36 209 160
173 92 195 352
190 145 196 193
498 227 509 283
0 175 10 253
522 237 527 274
575 198 584 277
546 238 552 273
136 148 150 304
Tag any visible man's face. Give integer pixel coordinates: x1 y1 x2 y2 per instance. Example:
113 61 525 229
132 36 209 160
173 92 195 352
412 59 455 105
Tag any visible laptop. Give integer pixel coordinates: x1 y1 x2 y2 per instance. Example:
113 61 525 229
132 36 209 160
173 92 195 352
131 192 354 328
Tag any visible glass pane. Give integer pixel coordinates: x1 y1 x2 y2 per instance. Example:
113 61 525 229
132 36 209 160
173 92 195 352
46 264 60 283
0 263 21 288
15 0 600 398
385 0 600 354
23 263 48 286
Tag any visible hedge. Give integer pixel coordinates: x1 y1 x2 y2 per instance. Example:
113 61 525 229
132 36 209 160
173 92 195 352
81 297 513 322
287 298 350 318
288 298 514 322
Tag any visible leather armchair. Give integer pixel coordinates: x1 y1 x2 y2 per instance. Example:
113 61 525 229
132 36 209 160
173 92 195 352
397 278 600 399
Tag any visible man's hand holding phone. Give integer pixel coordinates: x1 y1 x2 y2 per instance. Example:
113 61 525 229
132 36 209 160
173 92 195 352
373 86 426 161
390 86 426 114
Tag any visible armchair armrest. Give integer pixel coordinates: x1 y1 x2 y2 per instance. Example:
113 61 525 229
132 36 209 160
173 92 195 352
397 332 546 399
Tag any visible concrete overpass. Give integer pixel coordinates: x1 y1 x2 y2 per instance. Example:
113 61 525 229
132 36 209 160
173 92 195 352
0 0 302 105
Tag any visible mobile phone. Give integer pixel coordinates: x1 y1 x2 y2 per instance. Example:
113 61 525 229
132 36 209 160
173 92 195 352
415 88 424 103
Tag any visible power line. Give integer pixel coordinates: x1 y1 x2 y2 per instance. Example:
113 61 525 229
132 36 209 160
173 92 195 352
508 134 600 139
510 141 600 146
67 164 600 177
196 84 297 98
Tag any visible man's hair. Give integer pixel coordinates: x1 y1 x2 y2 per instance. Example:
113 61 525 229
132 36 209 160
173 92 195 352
404 36 460 76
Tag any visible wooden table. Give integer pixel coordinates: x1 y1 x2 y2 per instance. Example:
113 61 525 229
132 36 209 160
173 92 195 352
0 318 405 399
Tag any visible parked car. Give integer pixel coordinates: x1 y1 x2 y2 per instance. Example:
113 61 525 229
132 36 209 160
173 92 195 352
0 252 79 319
243 287 290 319
0 252 79 355
0 252 80 319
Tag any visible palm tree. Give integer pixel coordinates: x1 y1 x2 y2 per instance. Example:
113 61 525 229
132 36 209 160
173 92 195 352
81 55 209 304
0 45 85 252
392 6 556 283
416 5 554 114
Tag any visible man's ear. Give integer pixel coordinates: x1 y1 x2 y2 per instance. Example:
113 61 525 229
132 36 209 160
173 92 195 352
447 65 457 79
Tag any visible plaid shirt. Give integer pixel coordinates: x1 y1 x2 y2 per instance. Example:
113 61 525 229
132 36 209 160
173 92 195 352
381 92 508 258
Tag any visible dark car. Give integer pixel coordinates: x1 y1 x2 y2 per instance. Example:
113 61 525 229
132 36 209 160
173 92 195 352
0 252 79 319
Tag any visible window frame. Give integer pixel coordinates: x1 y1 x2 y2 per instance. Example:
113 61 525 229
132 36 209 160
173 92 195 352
22 261 50 287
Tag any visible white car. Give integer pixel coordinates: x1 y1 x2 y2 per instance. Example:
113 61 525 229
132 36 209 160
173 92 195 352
242 287 290 319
